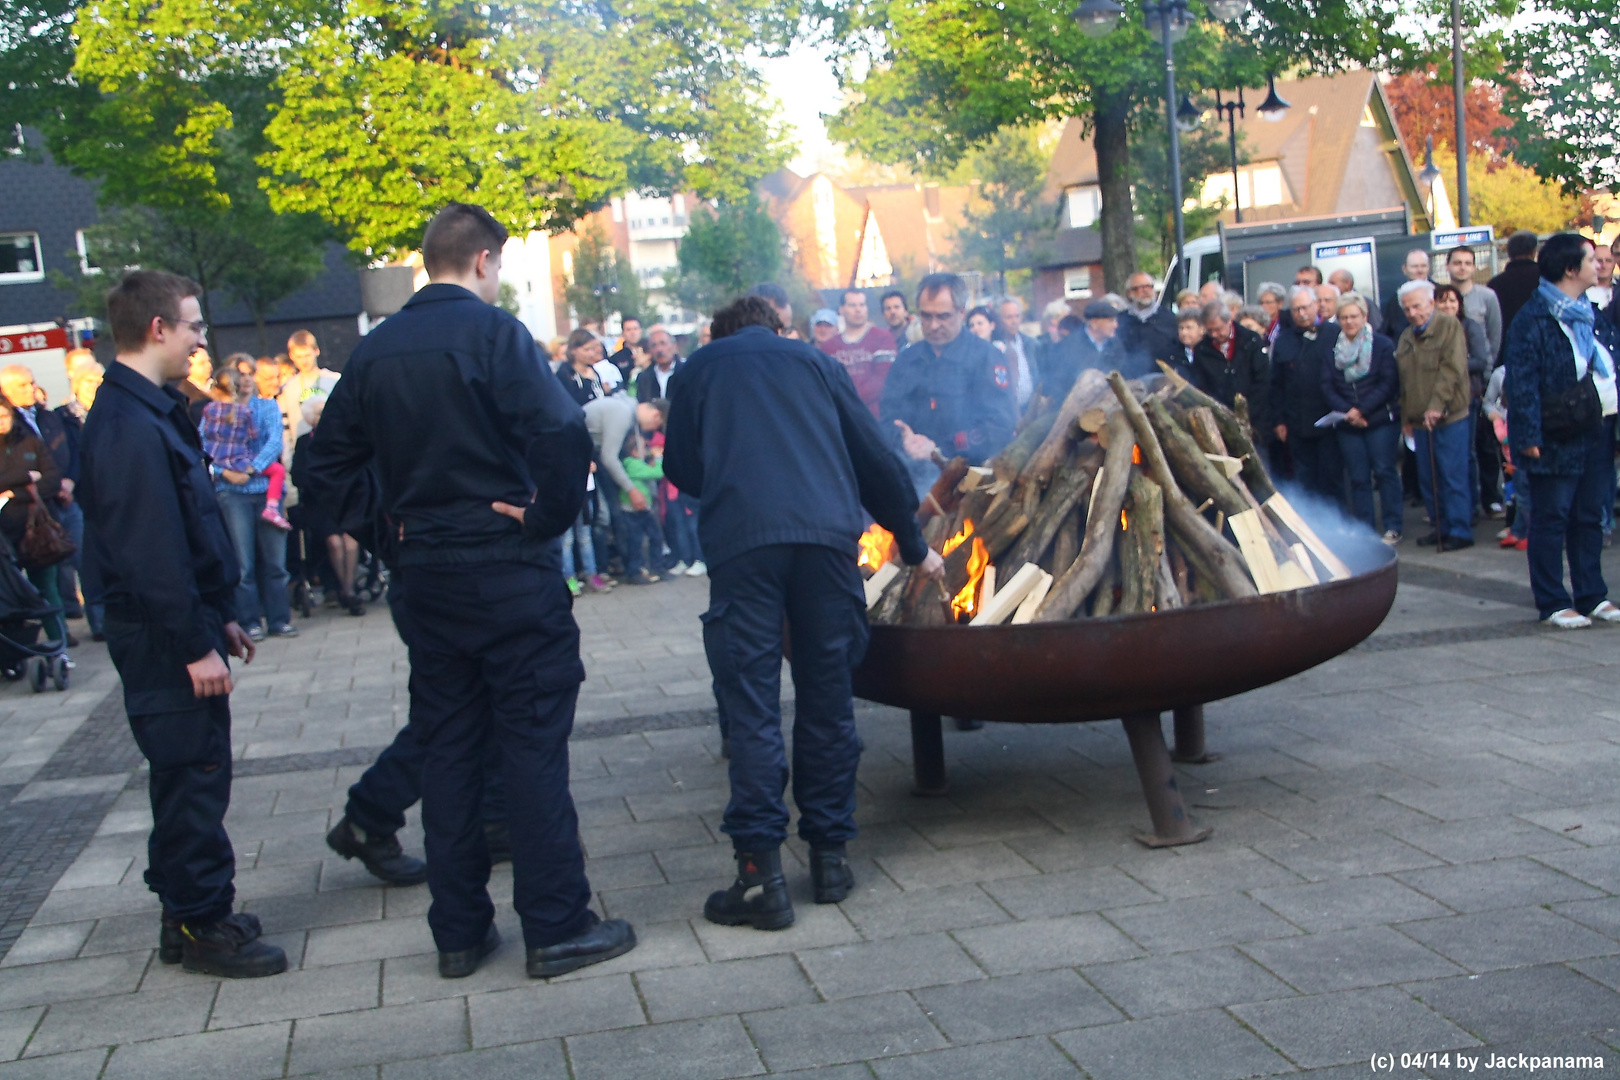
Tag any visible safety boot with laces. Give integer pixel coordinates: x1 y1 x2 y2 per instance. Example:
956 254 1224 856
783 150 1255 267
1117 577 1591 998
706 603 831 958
704 848 794 931
179 916 288 978
160 911 261 964
810 845 855 904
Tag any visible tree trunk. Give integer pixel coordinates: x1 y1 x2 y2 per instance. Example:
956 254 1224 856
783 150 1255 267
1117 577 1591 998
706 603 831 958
1094 92 1137 296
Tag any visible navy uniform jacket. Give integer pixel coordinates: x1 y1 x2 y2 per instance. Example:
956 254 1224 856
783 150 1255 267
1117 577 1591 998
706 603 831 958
664 326 928 572
79 361 240 663
302 283 591 567
1270 320 1341 439
880 330 1017 467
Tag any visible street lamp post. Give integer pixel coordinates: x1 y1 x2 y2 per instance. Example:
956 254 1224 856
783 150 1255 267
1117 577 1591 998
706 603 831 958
1073 0 1252 292
1213 87 1245 223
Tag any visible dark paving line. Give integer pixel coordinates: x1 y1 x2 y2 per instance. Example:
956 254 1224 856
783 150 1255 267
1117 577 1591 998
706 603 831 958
1353 619 1549 653
33 690 144 782
1398 561 1536 608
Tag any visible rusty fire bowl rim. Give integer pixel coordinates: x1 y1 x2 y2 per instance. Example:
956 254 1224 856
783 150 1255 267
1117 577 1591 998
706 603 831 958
853 544 1399 724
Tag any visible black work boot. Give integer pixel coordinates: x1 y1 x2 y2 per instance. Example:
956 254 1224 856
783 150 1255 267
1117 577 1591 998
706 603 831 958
526 913 637 978
161 911 261 964
484 821 512 865
810 845 855 904
704 848 794 931
179 917 288 978
326 815 428 886
439 924 500 979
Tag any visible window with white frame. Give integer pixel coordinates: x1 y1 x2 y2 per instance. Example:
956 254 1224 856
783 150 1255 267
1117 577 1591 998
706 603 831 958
75 229 100 275
0 233 43 283
1064 267 1093 298
1066 186 1102 229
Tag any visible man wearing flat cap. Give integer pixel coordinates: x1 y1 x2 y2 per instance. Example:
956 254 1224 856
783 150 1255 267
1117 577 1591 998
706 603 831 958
1040 300 1136 399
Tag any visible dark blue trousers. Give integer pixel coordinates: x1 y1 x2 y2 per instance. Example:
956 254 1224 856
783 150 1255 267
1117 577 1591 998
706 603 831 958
1337 422 1403 535
703 544 869 852
391 562 592 952
104 611 236 924
1526 418 1615 619
344 584 505 837
1414 417 1474 544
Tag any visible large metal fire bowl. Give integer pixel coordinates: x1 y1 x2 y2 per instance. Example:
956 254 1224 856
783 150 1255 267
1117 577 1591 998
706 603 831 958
852 544 1398 846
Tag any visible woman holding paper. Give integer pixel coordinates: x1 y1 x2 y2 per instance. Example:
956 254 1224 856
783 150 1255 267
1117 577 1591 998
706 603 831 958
1321 292 1402 543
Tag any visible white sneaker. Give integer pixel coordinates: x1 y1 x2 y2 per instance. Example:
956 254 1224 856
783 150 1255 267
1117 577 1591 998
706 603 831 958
1381 530 1401 546
686 560 707 577
1545 608 1592 629
667 561 690 577
1587 600 1620 623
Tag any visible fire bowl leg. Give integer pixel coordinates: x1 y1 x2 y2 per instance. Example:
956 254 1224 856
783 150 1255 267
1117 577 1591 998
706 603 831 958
909 711 950 796
1171 705 1222 764
1121 713 1212 848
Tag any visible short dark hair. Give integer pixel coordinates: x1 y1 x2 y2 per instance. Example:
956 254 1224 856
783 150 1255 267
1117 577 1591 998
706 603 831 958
104 269 201 351
966 305 993 326
1432 283 1462 306
1176 310 1203 326
747 282 790 307
643 398 670 423
917 272 967 311
1446 245 1477 265
1539 232 1593 283
621 316 641 328
711 295 784 339
1059 314 1084 333
1507 229 1539 260
421 202 509 277
880 289 907 310
841 288 866 306
1296 265 1323 285
565 328 599 360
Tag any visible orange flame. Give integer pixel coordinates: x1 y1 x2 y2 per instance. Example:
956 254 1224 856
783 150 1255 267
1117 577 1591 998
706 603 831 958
1121 508 1129 531
1131 444 1142 465
858 524 896 570
941 518 974 556
952 536 989 620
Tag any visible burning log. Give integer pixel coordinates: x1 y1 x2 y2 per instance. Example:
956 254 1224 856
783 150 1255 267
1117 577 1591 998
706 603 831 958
1118 471 1163 614
1107 372 1257 601
917 455 969 525
1033 410 1136 621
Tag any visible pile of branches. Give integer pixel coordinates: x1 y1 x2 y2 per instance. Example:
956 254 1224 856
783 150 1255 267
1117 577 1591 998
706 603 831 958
868 364 1351 627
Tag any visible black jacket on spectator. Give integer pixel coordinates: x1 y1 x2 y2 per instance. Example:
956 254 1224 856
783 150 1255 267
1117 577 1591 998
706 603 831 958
302 283 591 568
1320 331 1400 428
1190 325 1270 426
1382 291 1411 344
19 406 73 485
557 365 604 408
1120 307 1178 371
881 330 1017 466
1270 320 1340 439
0 419 61 548
635 360 683 403
79 362 239 663
53 405 84 485
1488 258 1544 353
666 326 927 571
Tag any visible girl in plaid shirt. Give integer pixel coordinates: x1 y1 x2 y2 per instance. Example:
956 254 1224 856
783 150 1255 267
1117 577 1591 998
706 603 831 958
201 369 291 529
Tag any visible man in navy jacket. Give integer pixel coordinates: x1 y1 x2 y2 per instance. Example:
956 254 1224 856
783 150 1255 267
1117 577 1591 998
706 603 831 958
80 270 284 979
665 295 943 931
303 203 635 981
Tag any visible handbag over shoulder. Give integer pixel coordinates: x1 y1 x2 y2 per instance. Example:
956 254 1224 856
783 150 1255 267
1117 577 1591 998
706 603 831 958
18 484 77 570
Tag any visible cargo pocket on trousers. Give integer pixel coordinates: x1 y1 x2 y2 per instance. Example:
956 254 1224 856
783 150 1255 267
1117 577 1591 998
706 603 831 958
699 600 736 682
128 705 229 773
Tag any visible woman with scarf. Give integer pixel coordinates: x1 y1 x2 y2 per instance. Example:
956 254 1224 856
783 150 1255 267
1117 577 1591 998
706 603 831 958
1322 292 1402 542
1504 233 1620 628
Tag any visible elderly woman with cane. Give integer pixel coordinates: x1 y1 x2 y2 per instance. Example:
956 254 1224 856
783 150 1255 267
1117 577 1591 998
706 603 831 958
1504 233 1620 628
1395 279 1475 550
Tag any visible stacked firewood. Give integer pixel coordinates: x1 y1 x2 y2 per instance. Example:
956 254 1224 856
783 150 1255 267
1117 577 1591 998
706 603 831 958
865 364 1354 626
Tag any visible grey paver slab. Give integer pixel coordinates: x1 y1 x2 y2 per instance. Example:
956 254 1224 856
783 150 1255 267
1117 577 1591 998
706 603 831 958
913 969 1121 1042
745 992 947 1071
1250 875 1453 933
1081 947 1297 1020
636 954 815 1023
0 1048 107 1079
981 867 1158 919
0 953 148 1010
954 913 1142 974
26 983 216 1056
1255 833 1442 881
692 903 860 962
1102 894 1301 955
381 1038 568 1079
797 932 984 999
1404 964 1620 1043
468 972 644 1048
1395 907 1620 972
567 1015 764 1080
212 959 380 1028
0 1008 42 1061
288 999 467 1074
839 884 1010 940
1120 848 1304 899
869 1035 1082 1079
0 925 93 969
1054 1008 1293 1080
874 842 1039 890
1555 898 1620 942
1239 926 1464 993
104 1021 290 1080
1231 986 1480 1068
1533 847 1620 893
1394 857 1604 913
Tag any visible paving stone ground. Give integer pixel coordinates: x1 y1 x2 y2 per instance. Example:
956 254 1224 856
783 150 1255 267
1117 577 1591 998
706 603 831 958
0 508 1618 1078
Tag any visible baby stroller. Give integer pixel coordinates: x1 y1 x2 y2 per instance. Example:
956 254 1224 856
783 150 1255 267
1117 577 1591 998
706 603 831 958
0 535 70 692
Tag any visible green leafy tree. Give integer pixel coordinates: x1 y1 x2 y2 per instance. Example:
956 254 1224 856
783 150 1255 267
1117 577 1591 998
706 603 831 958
948 127 1057 297
1131 104 1238 276
1501 1 1620 192
667 198 785 314
814 0 1408 292
564 223 646 327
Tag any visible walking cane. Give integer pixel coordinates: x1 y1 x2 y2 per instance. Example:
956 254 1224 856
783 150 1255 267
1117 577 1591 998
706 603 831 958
1425 418 1446 553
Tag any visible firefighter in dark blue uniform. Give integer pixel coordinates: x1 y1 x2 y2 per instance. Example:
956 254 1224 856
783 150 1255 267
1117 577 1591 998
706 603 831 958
665 295 944 930
80 270 286 978
302 203 636 980
880 273 1019 497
